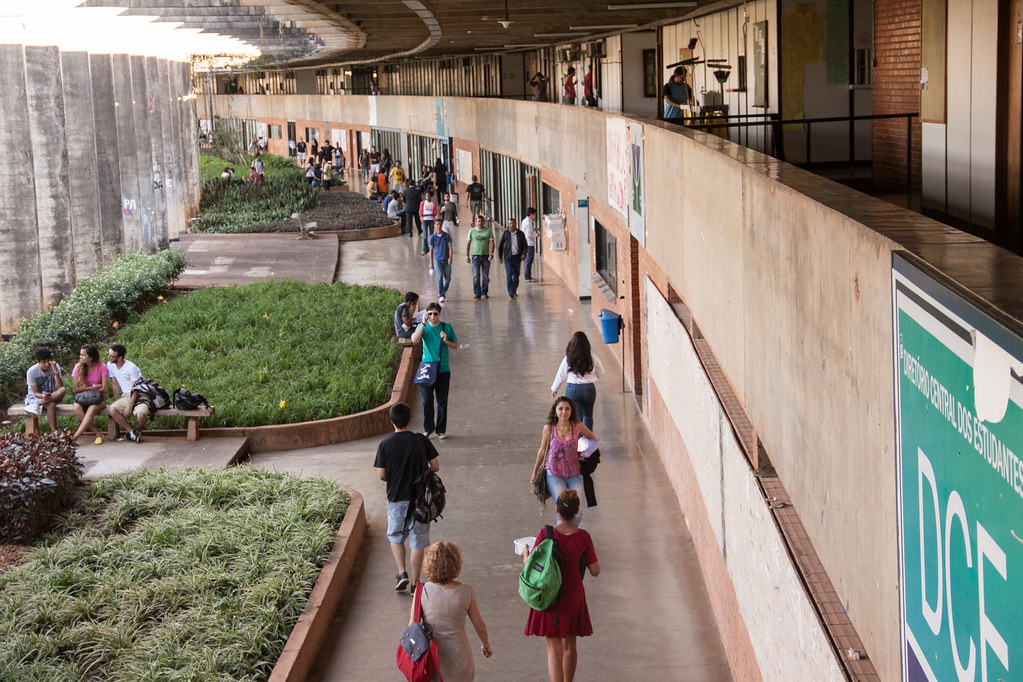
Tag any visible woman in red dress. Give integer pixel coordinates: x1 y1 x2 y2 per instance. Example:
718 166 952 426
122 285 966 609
523 489 600 682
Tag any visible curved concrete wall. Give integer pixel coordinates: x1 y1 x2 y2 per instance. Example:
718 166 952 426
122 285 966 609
0 45 199 335
203 93 1023 681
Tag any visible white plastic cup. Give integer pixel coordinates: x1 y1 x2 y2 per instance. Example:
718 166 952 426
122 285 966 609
514 536 535 557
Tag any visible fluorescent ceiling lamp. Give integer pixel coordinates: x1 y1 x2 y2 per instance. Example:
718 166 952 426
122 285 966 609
568 23 638 30
534 32 586 37
608 2 696 9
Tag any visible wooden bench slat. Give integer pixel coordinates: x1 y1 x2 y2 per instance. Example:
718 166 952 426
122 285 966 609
7 404 214 441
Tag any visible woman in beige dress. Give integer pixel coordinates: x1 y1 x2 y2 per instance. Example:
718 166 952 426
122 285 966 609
413 541 492 681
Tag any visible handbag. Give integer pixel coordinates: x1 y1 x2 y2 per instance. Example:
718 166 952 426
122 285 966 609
413 361 439 386
74 389 104 406
396 583 442 682
532 448 551 510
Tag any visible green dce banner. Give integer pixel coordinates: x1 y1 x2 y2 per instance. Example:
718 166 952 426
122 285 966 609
893 254 1023 682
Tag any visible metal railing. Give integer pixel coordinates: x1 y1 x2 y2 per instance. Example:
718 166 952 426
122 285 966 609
684 112 918 191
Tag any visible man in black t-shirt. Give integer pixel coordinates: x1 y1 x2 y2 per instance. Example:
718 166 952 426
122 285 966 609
374 402 440 592
465 175 486 217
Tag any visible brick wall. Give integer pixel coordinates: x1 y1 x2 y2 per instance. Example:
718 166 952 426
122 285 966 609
538 168 580 294
873 0 922 191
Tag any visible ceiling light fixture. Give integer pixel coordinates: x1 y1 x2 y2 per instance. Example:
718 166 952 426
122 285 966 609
568 23 638 30
498 0 512 28
607 2 696 9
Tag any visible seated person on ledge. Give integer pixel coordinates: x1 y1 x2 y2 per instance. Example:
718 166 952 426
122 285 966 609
394 291 421 339
24 346 67 432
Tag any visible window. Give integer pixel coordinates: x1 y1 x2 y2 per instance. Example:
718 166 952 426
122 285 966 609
542 183 560 217
269 124 282 140
643 50 657 98
594 220 617 295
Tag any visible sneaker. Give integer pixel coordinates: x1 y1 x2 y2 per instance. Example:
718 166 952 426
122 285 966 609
473 295 481 300
93 436 104 445
24 403 42 416
409 581 418 595
395 572 409 591
437 433 448 440
422 431 434 438
127 429 141 443
438 296 445 302
482 293 488 299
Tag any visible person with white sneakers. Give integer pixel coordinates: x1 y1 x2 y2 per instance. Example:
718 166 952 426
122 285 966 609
24 347 67 432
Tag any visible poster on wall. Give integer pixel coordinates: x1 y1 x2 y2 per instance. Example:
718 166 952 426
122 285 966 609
892 253 1020 682
457 148 473 186
628 122 645 247
435 97 445 138
606 116 629 219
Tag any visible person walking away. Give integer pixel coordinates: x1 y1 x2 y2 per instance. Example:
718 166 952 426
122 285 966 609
106 344 149 443
417 541 493 681
419 191 438 255
662 66 693 121
564 67 577 104
374 402 440 592
411 302 458 439
428 221 454 302
402 182 423 238
550 331 605 430
394 291 420 339
498 218 528 298
530 396 597 525
296 138 306 165
433 157 448 195
23 347 67 433
466 214 495 300
440 193 459 235
465 176 486 217
522 207 538 281
522 490 599 682
71 344 109 444
322 161 333 191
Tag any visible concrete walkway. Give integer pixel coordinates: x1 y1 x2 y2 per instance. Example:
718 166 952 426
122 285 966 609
241 228 733 681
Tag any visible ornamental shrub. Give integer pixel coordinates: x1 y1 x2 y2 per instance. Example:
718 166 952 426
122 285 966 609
192 174 319 233
0 250 186 402
0 432 82 543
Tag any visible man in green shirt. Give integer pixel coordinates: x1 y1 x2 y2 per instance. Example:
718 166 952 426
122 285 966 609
465 214 495 300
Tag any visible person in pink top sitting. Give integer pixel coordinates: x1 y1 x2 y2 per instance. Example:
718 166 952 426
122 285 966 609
71 344 109 444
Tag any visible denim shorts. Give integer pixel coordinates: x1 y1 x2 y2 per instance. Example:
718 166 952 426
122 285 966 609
386 500 430 549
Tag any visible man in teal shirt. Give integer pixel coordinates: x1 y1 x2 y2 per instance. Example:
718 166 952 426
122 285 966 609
465 214 495 299
411 303 458 439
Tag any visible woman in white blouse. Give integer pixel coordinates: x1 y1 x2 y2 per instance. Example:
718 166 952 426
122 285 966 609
550 331 605 429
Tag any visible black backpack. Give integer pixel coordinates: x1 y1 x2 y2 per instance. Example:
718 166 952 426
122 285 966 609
404 436 446 531
173 388 210 410
131 378 170 411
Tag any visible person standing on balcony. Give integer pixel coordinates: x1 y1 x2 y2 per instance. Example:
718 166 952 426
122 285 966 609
564 67 577 105
662 66 693 121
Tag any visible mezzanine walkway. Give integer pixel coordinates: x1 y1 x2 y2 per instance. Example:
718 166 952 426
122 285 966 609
226 227 734 680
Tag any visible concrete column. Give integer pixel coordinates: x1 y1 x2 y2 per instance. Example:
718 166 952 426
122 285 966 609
60 51 102 277
177 61 201 218
131 55 156 252
145 56 168 250
24 45 74 308
89 53 125 264
111 53 141 253
0 44 42 334
160 59 184 242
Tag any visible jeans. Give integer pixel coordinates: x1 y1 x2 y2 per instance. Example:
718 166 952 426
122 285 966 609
566 382 596 430
434 259 451 297
504 255 522 294
546 470 584 527
524 245 535 280
471 255 491 296
422 221 434 253
420 371 451 435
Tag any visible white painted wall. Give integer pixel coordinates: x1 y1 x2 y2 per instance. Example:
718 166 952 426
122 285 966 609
620 31 657 119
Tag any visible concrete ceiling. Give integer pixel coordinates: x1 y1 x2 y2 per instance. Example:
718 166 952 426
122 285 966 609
76 0 717 68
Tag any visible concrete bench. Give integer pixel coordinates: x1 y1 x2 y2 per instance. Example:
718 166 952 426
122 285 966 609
7 403 215 441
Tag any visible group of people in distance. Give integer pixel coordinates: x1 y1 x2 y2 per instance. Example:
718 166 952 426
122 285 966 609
529 64 597 107
23 344 151 444
381 297 608 679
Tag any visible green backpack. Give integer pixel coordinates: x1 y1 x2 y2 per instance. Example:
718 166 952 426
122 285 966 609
518 525 563 611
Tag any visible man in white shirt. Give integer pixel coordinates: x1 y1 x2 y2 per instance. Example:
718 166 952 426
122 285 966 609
106 344 149 442
522 207 538 281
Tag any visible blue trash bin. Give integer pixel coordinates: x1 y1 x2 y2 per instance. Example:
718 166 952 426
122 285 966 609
599 309 621 344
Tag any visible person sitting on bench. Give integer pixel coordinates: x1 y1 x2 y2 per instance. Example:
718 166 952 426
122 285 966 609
24 347 67 432
106 344 149 443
